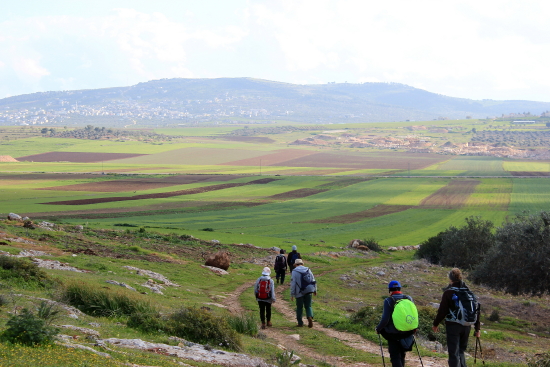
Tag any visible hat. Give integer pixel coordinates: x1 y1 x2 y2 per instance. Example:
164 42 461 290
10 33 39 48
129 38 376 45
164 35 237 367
388 280 401 289
294 259 304 265
292 245 297 251
262 267 271 276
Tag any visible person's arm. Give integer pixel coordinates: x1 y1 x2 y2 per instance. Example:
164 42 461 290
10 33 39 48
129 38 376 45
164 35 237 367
253 278 260 298
290 271 297 298
376 298 392 333
432 290 451 331
270 279 276 302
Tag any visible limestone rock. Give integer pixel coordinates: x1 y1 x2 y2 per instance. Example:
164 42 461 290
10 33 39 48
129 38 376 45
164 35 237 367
7 213 22 221
205 251 230 270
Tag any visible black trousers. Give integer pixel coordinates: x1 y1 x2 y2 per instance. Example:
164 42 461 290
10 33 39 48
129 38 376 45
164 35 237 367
258 301 271 323
381 331 407 367
446 322 471 367
275 270 286 284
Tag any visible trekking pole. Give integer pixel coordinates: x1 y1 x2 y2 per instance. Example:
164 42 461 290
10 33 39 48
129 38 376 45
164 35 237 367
475 337 486 365
413 335 424 367
378 334 386 367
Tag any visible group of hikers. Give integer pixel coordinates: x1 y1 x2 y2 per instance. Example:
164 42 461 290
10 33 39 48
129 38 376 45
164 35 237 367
254 247 481 367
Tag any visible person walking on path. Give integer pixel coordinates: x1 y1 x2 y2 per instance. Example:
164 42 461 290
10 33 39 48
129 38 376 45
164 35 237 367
432 268 481 367
254 267 276 329
287 245 302 270
290 259 317 327
274 249 288 284
375 280 416 367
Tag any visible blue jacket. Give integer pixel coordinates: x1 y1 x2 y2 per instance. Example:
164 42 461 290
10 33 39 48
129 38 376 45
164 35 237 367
376 292 414 334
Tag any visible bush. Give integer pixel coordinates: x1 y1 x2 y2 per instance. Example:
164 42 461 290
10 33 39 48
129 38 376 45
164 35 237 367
350 305 383 328
416 306 446 345
489 309 500 322
167 307 242 351
0 308 59 346
275 350 301 366
0 255 52 287
415 231 446 264
528 352 550 367
61 281 157 317
227 313 259 336
127 311 166 333
472 211 550 295
363 238 383 252
416 216 495 269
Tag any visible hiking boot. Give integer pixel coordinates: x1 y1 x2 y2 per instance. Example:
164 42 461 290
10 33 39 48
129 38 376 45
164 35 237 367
267 321 272 327
261 323 266 330
307 317 313 328
295 323 304 327
276 279 279 284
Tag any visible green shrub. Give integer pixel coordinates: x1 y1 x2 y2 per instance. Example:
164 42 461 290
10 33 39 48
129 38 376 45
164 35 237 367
127 311 166 333
489 309 500 322
415 231 446 264
61 281 157 317
417 306 446 345
472 211 550 295
416 216 495 269
275 350 301 366
350 305 383 328
0 308 59 346
167 307 242 351
528 352 550 367
363 238 383 252
0 255 52 288
227 312 259 336
201 228 214 232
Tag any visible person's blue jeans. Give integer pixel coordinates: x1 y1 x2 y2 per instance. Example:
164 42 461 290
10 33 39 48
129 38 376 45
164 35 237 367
295 293 313 325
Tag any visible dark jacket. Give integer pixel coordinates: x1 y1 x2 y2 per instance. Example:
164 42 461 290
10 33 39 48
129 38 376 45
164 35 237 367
274 254 287 272
376 291 414 335
433 281 481 332
287 251 301 268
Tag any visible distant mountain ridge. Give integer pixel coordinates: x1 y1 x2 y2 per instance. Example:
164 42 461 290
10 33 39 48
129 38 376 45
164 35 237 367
1 77 549 125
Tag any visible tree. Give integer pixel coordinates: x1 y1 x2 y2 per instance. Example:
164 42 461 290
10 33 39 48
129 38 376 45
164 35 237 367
471 212 550 296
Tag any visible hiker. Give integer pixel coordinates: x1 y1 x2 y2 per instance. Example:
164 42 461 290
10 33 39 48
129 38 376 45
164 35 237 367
376 280 417 367
287 245 302 269
290 258 317 328
254 267 276 329
274 249 288 284
432 268 481 367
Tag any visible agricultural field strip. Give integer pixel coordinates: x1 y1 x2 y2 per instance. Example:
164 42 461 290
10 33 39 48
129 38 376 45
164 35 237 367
464 178 512 211
16 152 147 163
37 174 248 192
42 178 279 205
303 179 481 224
509 178 550 213
437 156 505 171
504 161 550 172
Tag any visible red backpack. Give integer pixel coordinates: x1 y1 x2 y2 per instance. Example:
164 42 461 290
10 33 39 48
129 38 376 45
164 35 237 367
257 279 272 300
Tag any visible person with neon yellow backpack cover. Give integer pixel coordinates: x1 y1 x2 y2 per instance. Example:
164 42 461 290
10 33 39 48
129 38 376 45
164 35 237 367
376 280 418 367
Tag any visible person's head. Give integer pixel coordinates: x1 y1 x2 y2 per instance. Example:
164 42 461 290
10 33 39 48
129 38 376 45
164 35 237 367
292 245 297 252
388 280 401 292
280 249 285 254
294 259 304 267
448 268 462 283
262 267 271 276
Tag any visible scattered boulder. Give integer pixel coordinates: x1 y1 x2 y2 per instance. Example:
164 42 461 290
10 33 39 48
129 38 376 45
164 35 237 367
201 265 229 275
348 239 365 248
105 280 136 291
123 266 179 287
74 225 84 231
141 279 165 294
23 220 36 229
205 251 230 270
8 213 22 221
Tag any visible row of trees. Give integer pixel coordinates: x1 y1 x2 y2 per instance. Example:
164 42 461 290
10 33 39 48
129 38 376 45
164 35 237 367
416 212 550 296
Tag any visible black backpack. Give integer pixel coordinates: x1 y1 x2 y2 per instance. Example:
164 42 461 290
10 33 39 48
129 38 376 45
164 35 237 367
446 286 479 326
275 254 287 270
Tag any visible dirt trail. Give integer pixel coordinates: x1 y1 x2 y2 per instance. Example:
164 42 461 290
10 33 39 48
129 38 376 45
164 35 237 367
222 277 446 367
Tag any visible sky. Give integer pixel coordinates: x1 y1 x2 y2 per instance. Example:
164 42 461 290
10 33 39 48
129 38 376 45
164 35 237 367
1 0 550 101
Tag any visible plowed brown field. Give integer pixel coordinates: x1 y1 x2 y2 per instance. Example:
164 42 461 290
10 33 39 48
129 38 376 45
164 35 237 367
307 204 414 224
17 152 145 163
43 178 278 205
419 180 480 209
278 152 448 169
39 174 249 192
221 149 316 166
